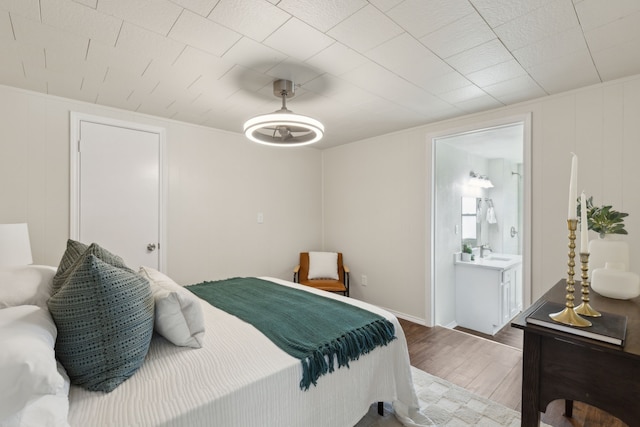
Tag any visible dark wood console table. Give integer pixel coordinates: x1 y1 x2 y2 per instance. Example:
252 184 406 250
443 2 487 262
512 279 640 426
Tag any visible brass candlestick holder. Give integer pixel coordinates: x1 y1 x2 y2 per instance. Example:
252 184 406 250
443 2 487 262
549 219 592 327
574 252 601 317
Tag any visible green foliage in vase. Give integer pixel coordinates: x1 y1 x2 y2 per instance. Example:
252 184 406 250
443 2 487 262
462 243 473 254
577 196 628 237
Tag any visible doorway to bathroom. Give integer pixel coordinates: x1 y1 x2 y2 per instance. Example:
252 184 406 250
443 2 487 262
429 114 531 331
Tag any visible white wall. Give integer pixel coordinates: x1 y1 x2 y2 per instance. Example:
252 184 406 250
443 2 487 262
323 74 640 325
0 84 323 285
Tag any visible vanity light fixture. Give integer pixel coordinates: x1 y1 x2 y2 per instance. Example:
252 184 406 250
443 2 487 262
243 79 324 147
469 171 494 188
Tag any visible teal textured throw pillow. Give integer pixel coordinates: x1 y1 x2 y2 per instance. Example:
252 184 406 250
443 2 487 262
48 254 154 392
51 239 88 294
51 241 130 295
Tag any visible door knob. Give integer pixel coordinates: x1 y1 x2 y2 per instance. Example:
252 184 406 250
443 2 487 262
147 243 157 252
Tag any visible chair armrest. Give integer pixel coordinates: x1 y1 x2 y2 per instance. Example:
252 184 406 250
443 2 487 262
343 265 349 274
293 265 300 283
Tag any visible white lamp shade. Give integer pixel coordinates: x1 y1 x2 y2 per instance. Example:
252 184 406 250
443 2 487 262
0 223 33 266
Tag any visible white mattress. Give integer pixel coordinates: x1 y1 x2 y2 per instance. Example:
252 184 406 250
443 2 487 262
67 277 425 427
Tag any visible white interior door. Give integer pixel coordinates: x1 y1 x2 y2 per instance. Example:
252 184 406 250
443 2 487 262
70 114 166 271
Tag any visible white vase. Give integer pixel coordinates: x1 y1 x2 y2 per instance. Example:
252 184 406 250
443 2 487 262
588 235 629 276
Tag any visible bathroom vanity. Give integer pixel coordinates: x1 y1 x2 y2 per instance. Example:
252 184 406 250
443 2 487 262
454 253 522 335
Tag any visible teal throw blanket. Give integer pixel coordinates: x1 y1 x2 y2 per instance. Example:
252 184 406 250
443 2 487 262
187 277 396 390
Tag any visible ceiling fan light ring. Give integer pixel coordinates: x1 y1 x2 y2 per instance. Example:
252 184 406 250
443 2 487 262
243 112 324 147
243 79 324 146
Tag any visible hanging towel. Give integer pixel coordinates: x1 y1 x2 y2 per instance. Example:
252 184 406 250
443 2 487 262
486 205 497 224
476 199 484 223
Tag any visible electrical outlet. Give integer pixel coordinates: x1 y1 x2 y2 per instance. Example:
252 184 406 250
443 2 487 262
361 275 367 286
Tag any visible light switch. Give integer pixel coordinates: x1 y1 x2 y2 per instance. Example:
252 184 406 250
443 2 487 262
257 212 264 224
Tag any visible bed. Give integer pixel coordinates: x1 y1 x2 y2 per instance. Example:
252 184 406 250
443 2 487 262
0 249 428 427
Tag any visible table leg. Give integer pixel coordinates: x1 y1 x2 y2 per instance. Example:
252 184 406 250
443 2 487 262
521 332 542 426
564 399 573 418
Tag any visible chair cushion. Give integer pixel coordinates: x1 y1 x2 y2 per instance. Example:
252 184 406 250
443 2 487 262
308 252 339 280
300 279 346 293
47 254 154 392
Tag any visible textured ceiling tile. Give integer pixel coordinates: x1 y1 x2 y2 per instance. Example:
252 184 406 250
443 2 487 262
466 59 527 87
276 0 366 32
72 0 97 8
387 0 473 39
173 46 233 79
187 73 238 102
170 0 218 17
305 42 368 76
116 22 185 64
527 51 600 93
583 11 640 53
263 18 334 61
438 84 487 104
368 0 403 13
470 0 553 28
446 38 514 75
304 74 380 108
141 57 200 90
219 64 274 96
0 64 47 92
11 13 88 57
98 0 183 35
482 74 547 104
41 0 122 46
327 4 403 52
419 71 471 95
454 93 503 114
0 10 13 41
575 0 640 32
367 33 453 87
209 0 290 42
0 39 45 70
265 59 324 86
0 0 41 21
420 12 496 58
591 39 640 81
494 0 580 51
168 9 241 56
87 38 152 77
513 27 588 69
222 37 287 73
0 44 25 77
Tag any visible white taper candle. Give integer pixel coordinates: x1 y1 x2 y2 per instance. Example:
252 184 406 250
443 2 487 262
568 153 578 219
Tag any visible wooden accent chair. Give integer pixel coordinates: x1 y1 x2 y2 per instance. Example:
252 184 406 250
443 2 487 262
293 252 350 297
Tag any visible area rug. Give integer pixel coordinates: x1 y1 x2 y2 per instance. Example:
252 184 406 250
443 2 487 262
355 366 550 427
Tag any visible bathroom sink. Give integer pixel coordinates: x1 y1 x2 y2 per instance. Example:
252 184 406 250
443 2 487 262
485 256 511 261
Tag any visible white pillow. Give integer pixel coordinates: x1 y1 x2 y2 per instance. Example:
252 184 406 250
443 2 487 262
138 266 205 348
0 266 57 309
307 252 339 280
0 305 67 422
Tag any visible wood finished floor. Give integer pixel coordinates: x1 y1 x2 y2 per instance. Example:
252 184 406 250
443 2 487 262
399 318 627 427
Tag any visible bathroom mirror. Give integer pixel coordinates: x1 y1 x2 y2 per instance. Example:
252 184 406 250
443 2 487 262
461 197 479 247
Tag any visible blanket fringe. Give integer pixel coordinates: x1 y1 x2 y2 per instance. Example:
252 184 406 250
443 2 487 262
300 319 396 390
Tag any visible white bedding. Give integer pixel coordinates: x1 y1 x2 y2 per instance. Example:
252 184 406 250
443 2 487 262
67 277 425 427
